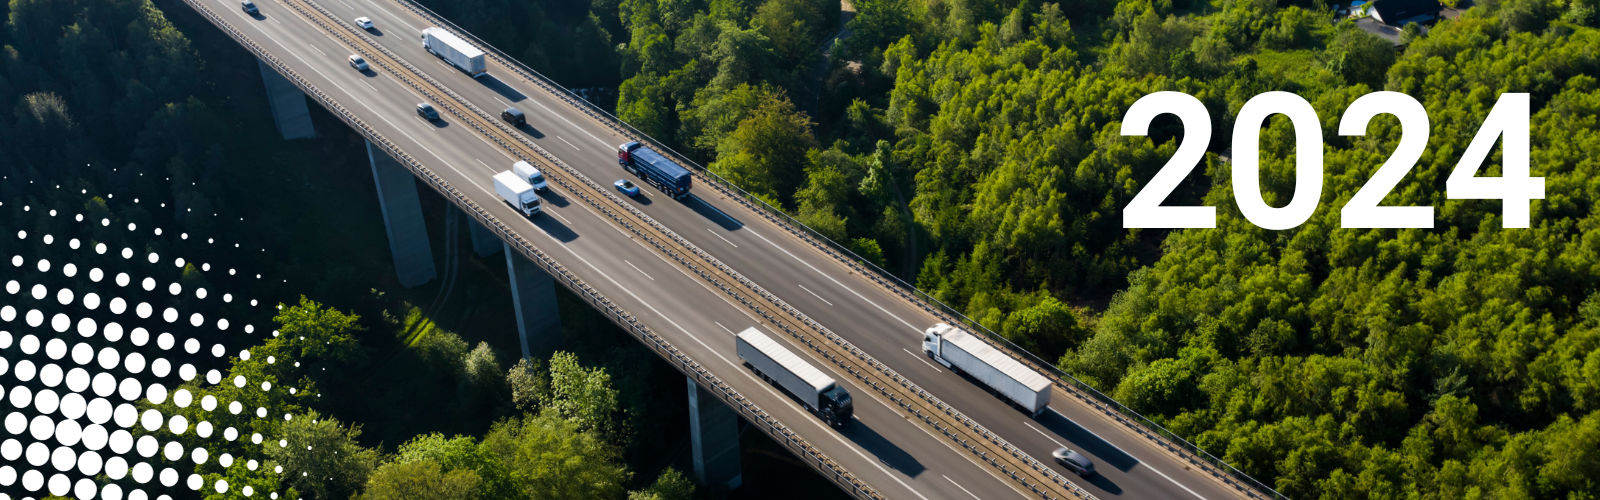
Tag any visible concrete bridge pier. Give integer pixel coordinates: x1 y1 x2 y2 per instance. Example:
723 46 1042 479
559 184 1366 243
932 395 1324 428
688 377 743 491
469 220 504 257
258 60 316 139
366 140 438 288
505 242 563 359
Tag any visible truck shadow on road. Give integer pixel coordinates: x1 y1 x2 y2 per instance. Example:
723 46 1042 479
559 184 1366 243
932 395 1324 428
684 195 744 231
480 75 528 103
838 420 927 478
529 212 578 242
1035 411 1139 472
539 190 570 208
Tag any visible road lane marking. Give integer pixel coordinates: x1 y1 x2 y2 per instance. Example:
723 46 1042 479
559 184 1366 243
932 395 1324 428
337 0 353 9
745 229 920 333
904 348 941 372
492 95 511 108
307 43 326 56
624 260 654 281
708 229 738 248
944 475 983 500
798 284 832 306
548 210 572 225
557 136 580 151
714 321 736 335
361 80 378 92
521 97 611 148
361 0 419 31
1022 421 1066 448
474 158 494 172
436 60 455 72
1142 464 1208 500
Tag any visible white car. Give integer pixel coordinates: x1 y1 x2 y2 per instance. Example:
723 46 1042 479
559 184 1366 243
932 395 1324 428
347 54 368 71
354 16 373 29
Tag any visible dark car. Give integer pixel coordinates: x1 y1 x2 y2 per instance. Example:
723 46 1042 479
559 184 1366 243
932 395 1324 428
1052 447 1096 477
241 0 258 14
416 103 439 121
501 107 525 125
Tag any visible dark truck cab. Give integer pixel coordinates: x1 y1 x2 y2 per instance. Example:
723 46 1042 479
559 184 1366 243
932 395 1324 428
617 141 692 199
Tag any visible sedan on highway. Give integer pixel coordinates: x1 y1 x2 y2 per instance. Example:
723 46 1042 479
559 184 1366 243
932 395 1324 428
615 179 640 197
241 0 258 14
416 103 439 121
354 16 374 29
347 55 368 71
1052 447 1096 477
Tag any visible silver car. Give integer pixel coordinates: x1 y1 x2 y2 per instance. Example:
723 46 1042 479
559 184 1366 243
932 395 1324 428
347 55 368 71
1052 447 1096 477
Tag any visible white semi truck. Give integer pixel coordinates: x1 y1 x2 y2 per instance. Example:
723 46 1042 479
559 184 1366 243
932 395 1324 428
493 171 541 216
923 323 1052 417
421 27 486 77
736 327 853 427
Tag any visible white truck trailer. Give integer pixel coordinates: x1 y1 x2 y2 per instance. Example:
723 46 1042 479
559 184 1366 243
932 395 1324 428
421 27 486 77
923 323 1052 417
736 327 853 427
511 160 548 191
493 171 541 216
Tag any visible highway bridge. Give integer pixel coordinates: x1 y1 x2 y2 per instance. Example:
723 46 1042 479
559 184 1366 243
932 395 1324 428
177 0 1284 497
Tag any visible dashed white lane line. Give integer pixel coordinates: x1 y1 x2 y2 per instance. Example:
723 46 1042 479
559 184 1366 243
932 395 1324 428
745 229 920 333
714 321 736 335
307 43 326 56
337 0 353 9
361 80 378 92
557 136 581 151
944 475 983 500
492 95 511 108
361 0 419 31
904 348 942 373
624 260 654 281
548 210 573 225
708 229 738 248
473 158 494 172
1022 421 1066 448
521 96 611 148
437 60 455 72
798 284 833 306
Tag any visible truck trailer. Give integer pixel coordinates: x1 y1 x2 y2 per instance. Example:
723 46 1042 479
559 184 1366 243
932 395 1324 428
923 323 1052 417
421 27 486 77
736 327 853 427
493 171 541 216
617 141 692 199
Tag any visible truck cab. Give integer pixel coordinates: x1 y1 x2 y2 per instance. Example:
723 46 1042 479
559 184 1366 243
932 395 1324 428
493 171 541 216
820 385 854 427
617 141 641 167
922 323 951 367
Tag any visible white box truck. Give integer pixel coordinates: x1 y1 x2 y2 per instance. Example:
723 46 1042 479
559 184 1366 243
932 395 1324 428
494 171 541 216
421 27 486 77
736 327 853 427
511 160 548 191
923 323 1052 417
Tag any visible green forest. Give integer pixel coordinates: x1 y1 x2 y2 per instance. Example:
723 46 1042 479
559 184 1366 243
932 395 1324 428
436 0 1600 497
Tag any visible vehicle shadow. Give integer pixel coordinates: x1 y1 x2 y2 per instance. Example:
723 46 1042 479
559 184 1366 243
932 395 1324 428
1036 410 1140 472
528 212 578 242
366 28 383 37
838 420 927 478
683 195 744 231
513 123 545 139
1083 471 1124 495
628 190 652 206
538 190 570 208
480 75 528 102
426 119 449 129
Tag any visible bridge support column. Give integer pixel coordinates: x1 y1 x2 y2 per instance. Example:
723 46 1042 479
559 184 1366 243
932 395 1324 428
366 140 438 288
505 242 562 359
687 377 743 490
469 219 503 257
257 60 316 139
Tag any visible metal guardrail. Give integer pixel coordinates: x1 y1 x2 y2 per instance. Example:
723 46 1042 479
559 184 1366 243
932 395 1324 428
176 1 881 497
388 5 1288 499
